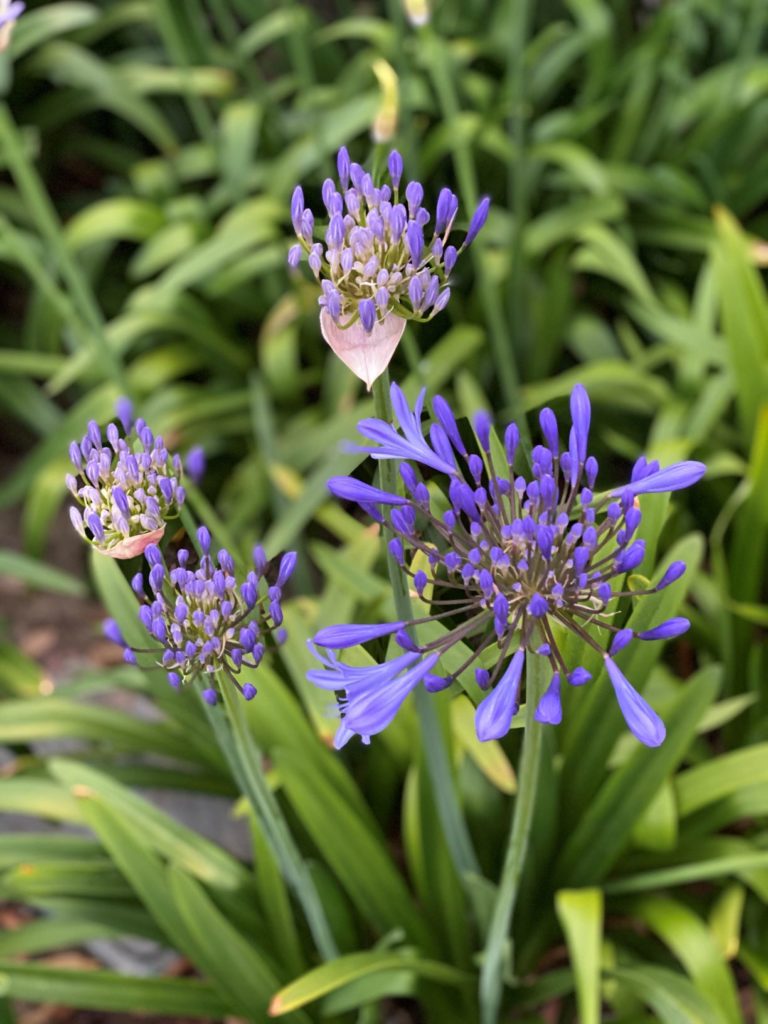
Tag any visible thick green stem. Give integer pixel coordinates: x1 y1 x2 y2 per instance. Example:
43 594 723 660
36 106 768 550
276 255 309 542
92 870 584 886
372 371 480 879
204 685 338 960
478 654 547 1024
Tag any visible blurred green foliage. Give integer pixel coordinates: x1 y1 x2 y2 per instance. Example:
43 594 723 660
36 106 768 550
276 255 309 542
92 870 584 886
1 1 768 1022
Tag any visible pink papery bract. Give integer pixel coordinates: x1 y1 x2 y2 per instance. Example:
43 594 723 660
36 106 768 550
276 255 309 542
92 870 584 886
101 526 166 560
320 309 406 391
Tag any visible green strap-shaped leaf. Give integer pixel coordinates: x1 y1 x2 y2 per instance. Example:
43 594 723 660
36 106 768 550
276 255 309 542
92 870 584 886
676 743 768 816
611 964 721 1024
562 533 705 823
0 698 193 761
273 746 427 944
554 889 603 1024
269 951 469 1016
49 758 248 891
168 867 309 1023
630 897 741 1024
0 962 226 1017
555 663 719 885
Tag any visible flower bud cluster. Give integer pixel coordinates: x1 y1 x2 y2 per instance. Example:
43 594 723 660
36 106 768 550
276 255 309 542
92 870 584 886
288 147 489 333
67 400 185 559
105 528 296 705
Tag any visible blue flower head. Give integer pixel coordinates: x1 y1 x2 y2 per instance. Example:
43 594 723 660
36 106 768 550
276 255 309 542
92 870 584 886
104 527 296 705
288 147 489 333
66 399 185 559
311 384 705 748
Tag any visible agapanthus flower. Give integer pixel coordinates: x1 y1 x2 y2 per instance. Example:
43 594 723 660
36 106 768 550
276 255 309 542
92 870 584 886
104 527 295 705
0 0 24 52
310 384 705 749
66 399 185 559
288 147 490 388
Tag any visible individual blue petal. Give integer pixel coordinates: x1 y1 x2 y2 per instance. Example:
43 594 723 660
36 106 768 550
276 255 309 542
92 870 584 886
610 628 633 656
432 394 467 455
102 618 125 646
569 384 591 464
568 667 592 686
528 593 548 617
307 645 419 685
637 617 690 641
115 397 134 432
534 672 562 725
387 150 403 188
333 721 357 749
277 551 298 586
327 476 409 507
351 417 456 475
539 407 559 455
475 650 525 741
473 411 493 454
313 621 406 651
619 461 706 496
358 298 376 332
615 539 646 573
655 561 687 590
604 656 666 747
464 196 490 247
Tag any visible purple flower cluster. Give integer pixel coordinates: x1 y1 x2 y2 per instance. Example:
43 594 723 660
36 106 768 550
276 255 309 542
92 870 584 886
105 527 296 704
288 147 489 332
66 400 185 559
310 384 705 749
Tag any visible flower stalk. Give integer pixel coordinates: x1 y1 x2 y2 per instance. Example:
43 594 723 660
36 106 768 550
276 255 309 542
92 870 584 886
204 684 338 961
478 651 547 1024
372 371 480 879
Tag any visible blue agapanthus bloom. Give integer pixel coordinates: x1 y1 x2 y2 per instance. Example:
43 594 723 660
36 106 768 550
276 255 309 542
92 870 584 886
66 399 185 560
104 527 295 705
288 147 489 332
309 384 705 749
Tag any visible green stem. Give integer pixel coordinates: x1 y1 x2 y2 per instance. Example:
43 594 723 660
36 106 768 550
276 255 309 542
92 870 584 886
478 653 547 1024
204 684 339 960
0 104 125 389
372 370 480 879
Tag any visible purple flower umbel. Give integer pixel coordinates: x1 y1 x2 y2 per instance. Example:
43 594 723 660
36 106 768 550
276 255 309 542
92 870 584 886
288 147 489 333
66 400 185 559
105 528 296 705
310 384 705 748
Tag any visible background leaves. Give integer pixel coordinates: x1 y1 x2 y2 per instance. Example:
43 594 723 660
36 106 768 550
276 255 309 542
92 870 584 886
1 0 767 1021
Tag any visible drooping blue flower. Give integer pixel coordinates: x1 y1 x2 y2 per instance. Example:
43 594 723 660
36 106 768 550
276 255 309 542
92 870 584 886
307 646 439 748
66 400 185 559
310 383 705 747
104 526 295 703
